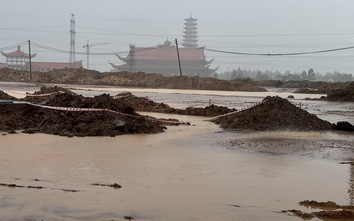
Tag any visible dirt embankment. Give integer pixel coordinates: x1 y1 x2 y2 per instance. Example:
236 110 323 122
211 96 335 131
256 80 349 94
0 94 165 137
327 81 354 102
116 92 236 117
0 68 266 92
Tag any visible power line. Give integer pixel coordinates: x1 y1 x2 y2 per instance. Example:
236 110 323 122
0 41 28 51
29 41 173 56
204 45 354 56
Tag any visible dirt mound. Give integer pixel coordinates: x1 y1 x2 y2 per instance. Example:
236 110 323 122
183 104 235 117
211 96 334 131
0 86 237 136
116 92 236 117
0 68 267 92
0 103 164 137
24 85 75 103
0 90 17 100
0 88 173 137
327 81 354 102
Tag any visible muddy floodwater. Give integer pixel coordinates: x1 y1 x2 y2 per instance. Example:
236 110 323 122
1 82 354 221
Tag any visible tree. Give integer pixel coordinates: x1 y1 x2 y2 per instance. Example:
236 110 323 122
308 68 315 81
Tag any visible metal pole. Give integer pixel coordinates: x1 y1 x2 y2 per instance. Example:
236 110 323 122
175 38 182 76
28 40 32 82
86 40 89 69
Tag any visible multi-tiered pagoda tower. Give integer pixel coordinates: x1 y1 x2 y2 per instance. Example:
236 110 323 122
110 16 218 77
182 16 198 48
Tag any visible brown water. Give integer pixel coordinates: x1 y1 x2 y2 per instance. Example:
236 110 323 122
1 83 354 220
0 113 353 221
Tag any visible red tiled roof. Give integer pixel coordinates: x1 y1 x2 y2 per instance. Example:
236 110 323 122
1 49 36 58
122 46 205 61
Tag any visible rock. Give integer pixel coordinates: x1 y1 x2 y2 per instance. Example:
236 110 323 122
336 121 354 131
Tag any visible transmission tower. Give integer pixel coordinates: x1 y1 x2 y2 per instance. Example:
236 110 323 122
69 14 76 66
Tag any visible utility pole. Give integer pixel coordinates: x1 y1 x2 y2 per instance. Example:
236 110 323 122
28 40 32 82
83 40 109 69
175 38 182 76
69 14 76 67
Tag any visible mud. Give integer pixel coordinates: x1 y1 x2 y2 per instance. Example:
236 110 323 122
0 86 238 136
327 81 354 102
211 96 335 131
0 90 17 100
116 92 236 117
0 67 266 92
0 87 166 136
288 200 354 220
0 182 80 192
92 183 122 189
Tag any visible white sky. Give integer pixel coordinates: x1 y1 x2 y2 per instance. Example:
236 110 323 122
1 0 354 74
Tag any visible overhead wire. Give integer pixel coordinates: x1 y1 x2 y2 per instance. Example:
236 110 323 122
177 40 354 56
0 41 28 51
29 41 174 56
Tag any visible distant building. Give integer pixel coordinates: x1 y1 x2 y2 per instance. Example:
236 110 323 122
110 41 217 77
182 16 198 48
1 46 82 72
1 46 36 70
24 61 83 72
110 16 217 77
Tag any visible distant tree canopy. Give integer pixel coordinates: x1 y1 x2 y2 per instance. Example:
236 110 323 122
217 68 353 82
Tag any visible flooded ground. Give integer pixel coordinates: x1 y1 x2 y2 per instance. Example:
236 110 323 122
0 82 354 220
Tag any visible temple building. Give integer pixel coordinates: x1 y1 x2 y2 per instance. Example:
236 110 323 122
24 61 83 72
1 46 36 70
110 41 217 77
1 46 82 72
110 16 217 77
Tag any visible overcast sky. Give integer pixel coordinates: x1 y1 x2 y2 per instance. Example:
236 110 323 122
1 0 354 74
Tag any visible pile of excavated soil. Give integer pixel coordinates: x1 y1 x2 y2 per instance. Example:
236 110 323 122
0 86 236 136
0 90 17 100
212 96 334 131
0 87 166 137
327 81 354 102
115 92 236 117
0 103 164 137
0 68 267 92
